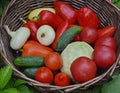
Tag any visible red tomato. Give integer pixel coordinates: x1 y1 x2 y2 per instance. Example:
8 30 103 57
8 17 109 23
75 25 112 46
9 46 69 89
97 26 116 38
45 52 63 71
80 27 98 44
93 45 116 69
95 36 117 51
77 6 100 29
73 34 81 41
54 72 71 86
70 57 97 83
35 67 53 84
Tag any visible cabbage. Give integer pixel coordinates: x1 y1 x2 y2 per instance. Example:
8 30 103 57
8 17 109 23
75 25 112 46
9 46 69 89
61 41 94 78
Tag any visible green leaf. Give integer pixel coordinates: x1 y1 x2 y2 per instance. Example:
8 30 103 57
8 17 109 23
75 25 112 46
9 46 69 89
114 1 120 8
101 74 120 93
0 90 3 92
29 86 42 93
1 88 20 93
0 65 13 89
4 78 15 89
0 0 10 8
16 85 30 93
0 6 3 17
90 86 102 93
14 79 26 87
112 0 119 3
112 0 120 8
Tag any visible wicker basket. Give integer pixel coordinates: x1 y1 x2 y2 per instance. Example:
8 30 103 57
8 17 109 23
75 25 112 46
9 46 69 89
0 0 120 92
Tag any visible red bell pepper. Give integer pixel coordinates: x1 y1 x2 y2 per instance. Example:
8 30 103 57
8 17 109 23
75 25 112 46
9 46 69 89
51 20 69 50
77 6 100 29
97 26 116 38
38 10 64 29
22 40 54 58
54 1 77 24
21 18 39 41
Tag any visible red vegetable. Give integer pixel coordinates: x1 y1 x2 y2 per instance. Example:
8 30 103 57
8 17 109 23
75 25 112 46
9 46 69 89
97 26 116 38
80 27 98 44
21 19 39 41
51 20 69 50
95 36 117 51
77 6 100 29
22 40 53 58
73 34 81 41
54 1 77 24
38 10 64 29
35 67 53 84
70 57 97 83
45 52 63 71
93 45 116 69
54 72 71 86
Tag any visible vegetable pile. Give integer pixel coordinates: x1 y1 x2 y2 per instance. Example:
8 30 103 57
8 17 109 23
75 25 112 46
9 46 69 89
4 1 117 86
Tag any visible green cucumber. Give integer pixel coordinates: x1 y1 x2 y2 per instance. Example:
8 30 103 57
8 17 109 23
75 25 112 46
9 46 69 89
14 56 44 67
23 68 39 78
56 26 81 52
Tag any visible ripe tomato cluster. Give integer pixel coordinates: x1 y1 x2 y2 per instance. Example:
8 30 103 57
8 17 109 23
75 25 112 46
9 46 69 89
35 52 71 86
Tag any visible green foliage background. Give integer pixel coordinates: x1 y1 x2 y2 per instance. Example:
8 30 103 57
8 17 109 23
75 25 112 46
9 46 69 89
0 0 11 16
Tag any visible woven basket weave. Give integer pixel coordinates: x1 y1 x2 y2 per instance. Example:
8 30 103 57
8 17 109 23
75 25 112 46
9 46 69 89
0 0 120 92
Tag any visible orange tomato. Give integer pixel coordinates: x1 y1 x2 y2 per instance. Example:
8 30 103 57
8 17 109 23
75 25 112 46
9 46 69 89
45 52 63 71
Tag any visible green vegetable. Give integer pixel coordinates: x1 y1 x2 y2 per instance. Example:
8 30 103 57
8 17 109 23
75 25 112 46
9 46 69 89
1 88 20 93
0 66 12 89
14 56 44 67
23 68 39 78
61 41 94 78
56 26 81 52
101 74 120 93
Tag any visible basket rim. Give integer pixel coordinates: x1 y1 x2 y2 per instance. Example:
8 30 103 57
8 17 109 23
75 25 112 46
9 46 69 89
0 0 120 92
0 0 120 28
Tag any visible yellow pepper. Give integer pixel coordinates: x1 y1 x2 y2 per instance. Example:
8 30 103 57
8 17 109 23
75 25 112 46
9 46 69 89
28 8 56 22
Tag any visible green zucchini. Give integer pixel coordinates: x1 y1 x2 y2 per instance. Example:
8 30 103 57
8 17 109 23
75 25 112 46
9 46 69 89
14 56 44 67
23 68 39 78
56 26 81 52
